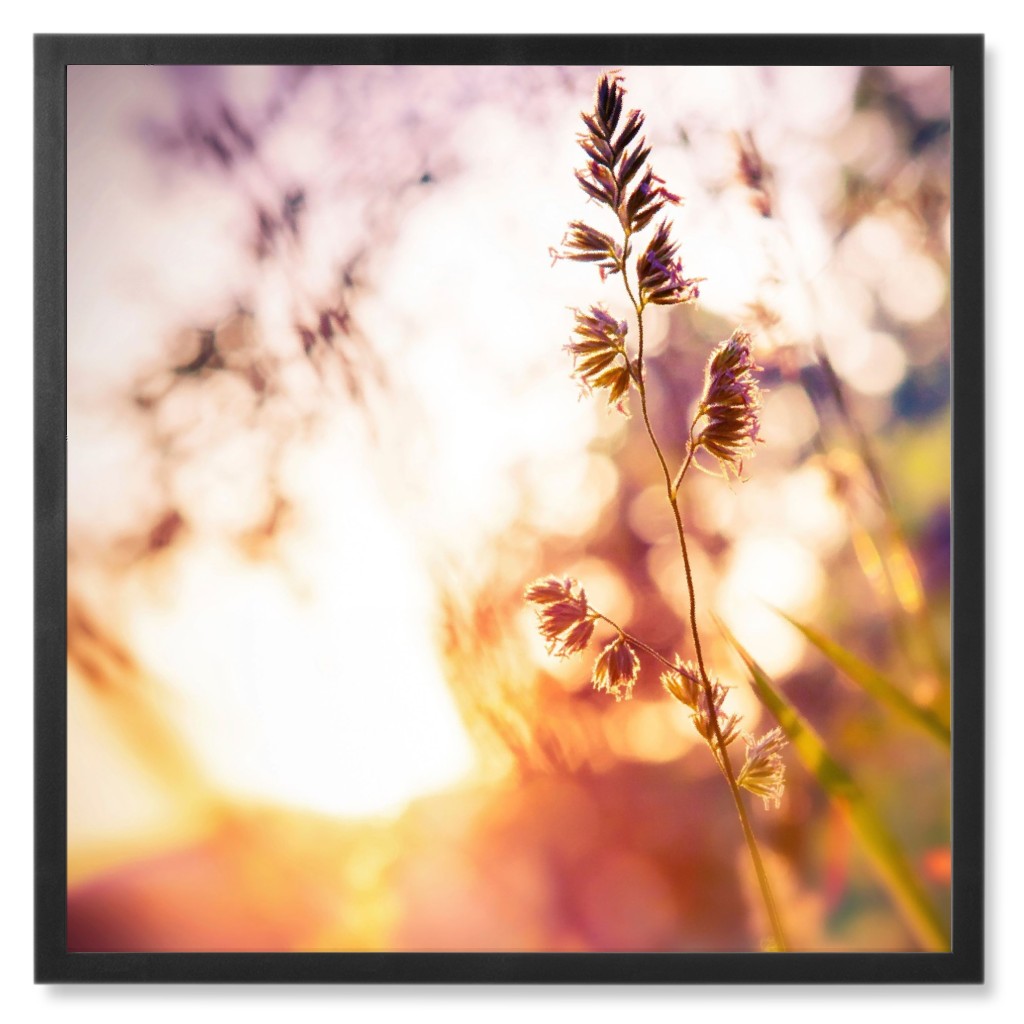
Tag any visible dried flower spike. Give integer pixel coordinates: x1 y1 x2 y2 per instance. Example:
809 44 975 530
575 72 679 235
661 657 702 709
737 727 787 808
538 69 789 951
664 659 748 766
524 576 595 657
636 221 703 307
692 674 742 756
552 221 623 277
592 635 640 701
566 306 633 410
693 329 764 478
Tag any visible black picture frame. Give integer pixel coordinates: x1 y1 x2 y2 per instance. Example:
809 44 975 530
36 34 984 984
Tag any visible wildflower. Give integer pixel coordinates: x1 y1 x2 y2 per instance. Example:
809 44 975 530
573 71 679 236
592 635 640 701
551 221 623 277
620 167 680 234
524 576 594 657
636 221 703 307
737 727 787 809
691 674 742 755
661 657 702 709
664 658 741 755
693 329 764 478
566 306 633 410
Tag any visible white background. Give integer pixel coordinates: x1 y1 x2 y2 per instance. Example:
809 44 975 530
2 3 1017 1019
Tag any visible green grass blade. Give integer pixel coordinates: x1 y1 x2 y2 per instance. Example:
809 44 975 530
774 609 950 748
715 617 950 952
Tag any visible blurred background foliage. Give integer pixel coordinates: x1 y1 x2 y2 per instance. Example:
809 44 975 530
66 64 950 952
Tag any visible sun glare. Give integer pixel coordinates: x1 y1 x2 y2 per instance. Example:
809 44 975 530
63 62 953 956
124 460 476 818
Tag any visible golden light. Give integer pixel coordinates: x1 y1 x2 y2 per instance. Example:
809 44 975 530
716 534 824 676
63 64 952 955
608 699 697 764
122 510 476 818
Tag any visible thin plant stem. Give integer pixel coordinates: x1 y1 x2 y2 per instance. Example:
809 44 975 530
617 247 788 952
590 611 682 673
594 613 788 949
544 75 788 949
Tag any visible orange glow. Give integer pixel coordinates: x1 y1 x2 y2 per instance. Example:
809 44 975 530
66 64 951 953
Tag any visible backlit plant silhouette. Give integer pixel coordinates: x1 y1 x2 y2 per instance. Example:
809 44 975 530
526 71 788 950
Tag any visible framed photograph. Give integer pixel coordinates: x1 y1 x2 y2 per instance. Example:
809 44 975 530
36 34 983 984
